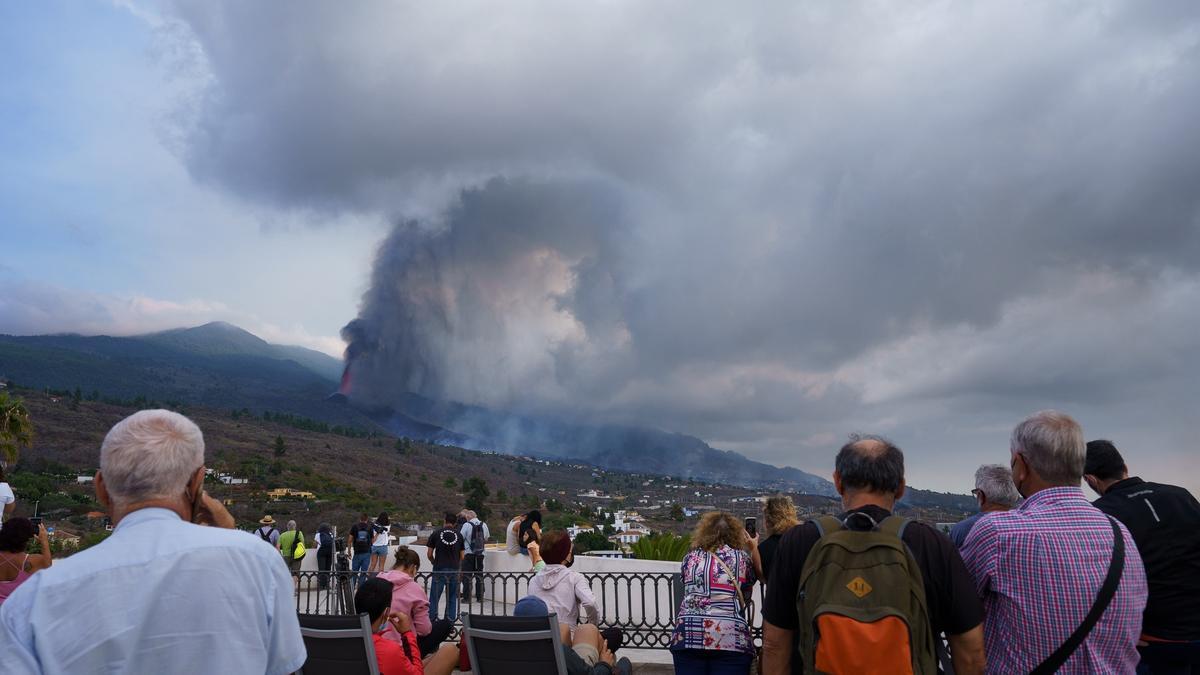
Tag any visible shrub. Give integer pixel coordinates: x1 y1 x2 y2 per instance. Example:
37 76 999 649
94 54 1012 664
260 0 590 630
630 533 691 562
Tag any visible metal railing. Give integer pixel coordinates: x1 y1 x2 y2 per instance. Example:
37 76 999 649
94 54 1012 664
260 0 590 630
292 569 763 650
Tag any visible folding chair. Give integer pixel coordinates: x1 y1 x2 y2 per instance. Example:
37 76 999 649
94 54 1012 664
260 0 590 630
297 613 379 675
462 612 569 675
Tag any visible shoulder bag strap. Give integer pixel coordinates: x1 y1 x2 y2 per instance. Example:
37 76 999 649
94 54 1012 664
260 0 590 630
711 550 748 612
1030 516 1126 675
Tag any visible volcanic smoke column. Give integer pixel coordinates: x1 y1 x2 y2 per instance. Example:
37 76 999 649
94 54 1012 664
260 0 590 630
338 177 630 412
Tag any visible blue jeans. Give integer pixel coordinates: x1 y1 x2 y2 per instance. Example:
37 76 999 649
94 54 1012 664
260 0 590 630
351 551 370 587
428 567 460 621
671 648 753 675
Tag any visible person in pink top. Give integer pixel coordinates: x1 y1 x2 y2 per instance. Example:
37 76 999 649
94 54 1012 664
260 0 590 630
378 545 454 657
0 518 52 606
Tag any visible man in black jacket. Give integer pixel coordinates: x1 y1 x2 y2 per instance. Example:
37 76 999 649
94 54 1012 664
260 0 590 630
1085 439 1200 673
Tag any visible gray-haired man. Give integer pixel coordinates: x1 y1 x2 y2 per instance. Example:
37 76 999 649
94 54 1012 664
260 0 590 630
949 464 1021 548
0 409 305 675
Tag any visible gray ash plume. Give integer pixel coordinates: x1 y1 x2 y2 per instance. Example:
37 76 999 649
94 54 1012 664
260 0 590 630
340 176 628 413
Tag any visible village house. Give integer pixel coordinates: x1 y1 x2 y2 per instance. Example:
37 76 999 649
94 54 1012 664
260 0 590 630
265 487 316 500
566 523 595 540
609 524 651 546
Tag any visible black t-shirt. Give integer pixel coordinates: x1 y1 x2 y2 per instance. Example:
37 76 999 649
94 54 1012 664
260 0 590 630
349 522 373 554
430 526 464 569
1093 477 1200 640
758 533 783 585
762 505 984 675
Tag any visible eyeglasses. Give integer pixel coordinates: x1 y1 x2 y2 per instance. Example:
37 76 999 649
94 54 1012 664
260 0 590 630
970 489 981 497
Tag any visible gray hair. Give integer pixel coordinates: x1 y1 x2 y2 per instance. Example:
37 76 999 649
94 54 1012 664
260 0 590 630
100 409 204 506
287 520 297 531
1011 410 1085 485
466 510 477 520
974 464 1021 507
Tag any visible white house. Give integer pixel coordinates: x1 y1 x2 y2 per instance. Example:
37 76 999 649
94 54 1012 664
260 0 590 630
610 525 651 546
577 489 611 499
566 523 596 540
75 475 94 484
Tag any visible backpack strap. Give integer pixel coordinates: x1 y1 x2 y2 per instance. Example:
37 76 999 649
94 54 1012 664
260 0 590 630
877 515 910 539
812 515 843 539
1030 516 1126 675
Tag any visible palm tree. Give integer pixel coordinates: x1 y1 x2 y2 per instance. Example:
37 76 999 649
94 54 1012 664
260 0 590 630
630 533 692 562
0 391 34 466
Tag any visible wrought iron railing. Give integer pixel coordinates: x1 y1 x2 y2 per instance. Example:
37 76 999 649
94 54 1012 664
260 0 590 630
292 569 763 650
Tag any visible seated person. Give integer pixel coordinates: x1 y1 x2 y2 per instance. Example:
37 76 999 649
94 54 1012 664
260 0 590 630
528 529 600 629
513 596 631 675
378 546 454 657
354 577 460 675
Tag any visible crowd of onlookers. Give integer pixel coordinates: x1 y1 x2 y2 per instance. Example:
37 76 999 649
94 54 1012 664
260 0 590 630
0 407 1196 674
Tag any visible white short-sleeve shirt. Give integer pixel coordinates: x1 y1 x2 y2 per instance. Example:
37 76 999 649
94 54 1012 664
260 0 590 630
0 483 14 525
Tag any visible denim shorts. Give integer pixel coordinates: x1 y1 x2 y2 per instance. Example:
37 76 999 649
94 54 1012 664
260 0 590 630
371 545 388 556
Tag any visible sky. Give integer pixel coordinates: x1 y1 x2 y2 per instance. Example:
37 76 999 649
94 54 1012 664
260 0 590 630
2 1 1198 493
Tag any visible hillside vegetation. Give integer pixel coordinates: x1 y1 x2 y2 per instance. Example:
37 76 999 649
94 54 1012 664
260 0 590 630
6 387 773 543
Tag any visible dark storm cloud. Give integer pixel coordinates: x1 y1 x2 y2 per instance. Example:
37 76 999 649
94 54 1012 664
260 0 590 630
162 1 1200 489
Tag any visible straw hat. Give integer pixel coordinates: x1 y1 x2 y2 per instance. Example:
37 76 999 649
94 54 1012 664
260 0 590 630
259 515 276 525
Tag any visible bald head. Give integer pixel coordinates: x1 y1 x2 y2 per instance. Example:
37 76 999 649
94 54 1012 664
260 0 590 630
834 434 905 495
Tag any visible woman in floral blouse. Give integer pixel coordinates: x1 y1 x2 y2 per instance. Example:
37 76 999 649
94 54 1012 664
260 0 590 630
670 511 761 674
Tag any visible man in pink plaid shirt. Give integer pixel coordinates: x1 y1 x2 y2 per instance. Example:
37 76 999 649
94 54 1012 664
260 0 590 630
962 410 1148 674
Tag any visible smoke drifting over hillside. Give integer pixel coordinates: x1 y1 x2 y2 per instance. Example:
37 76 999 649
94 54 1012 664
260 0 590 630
159 1 1200 490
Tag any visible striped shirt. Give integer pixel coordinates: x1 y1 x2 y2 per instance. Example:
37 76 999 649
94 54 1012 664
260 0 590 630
961 486 1147 674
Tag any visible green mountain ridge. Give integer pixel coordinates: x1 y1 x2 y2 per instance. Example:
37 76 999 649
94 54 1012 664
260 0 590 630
0 323 370 429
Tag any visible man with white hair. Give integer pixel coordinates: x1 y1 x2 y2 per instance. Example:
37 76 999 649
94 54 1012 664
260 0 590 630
0 410 306 675
961 410 1148 674
460 509 489 603
949 464 1021 548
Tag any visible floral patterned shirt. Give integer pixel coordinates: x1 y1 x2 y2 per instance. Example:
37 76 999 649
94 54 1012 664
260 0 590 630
670 545 756 654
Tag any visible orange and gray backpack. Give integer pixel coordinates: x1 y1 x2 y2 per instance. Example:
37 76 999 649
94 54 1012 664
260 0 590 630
796 513 936 675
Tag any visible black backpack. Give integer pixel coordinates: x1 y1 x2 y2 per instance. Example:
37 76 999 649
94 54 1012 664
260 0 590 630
257 526 278 543
317 531 334 553
468 521 487 553
354 524 371 545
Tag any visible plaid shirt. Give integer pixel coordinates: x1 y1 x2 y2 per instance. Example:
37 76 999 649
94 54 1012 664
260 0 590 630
961 486 1147 674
